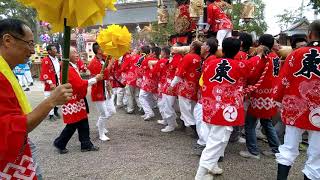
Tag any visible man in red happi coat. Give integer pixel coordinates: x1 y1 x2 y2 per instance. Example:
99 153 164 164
54 47 103 153
139 46 161 120
40 44 61 121
87 42 115 141
158 46 184 132
169 41 203 134
0 18 72 180
240 34 281 160
196 38 268 179
206 0 233 47
275 20 320 180
122 47 149 114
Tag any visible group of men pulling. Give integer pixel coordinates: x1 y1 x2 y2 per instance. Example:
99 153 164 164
39 18 320 179
0 11 319 178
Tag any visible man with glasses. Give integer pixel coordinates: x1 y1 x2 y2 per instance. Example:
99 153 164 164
40 44 61 121
0 18 72 179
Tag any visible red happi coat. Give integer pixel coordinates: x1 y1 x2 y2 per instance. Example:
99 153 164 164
247 52 281 119
109 59 125 88
176 4 197 32
152 58 169 94
207 2 233 32
87 56 109 102
40 56 58 91
176 53 202 101
276 42 320 131
0 73 37 180
201 56 265 126
234 51 249 61
120 53 134 85
124 54 144 87
61 65 89 124
76 58 87 73
140 57 159 94
162 54 183 96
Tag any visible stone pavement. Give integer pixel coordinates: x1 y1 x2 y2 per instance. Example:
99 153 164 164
26 80 306 180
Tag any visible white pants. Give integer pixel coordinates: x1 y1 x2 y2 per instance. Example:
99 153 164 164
178 96 196 126
276 126 320 179
17 74 28 87
125 85 141 112
94 100 116 132
112 87 126 106
162 94 178 127
199 125 233 171
25 70 33 83
157 95 166 118
44 91 54 115
194 103 210 146
139 89 155 117
217 29 232 48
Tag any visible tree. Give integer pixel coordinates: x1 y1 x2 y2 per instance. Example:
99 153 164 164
275 9 303 31
0 0 38 41
309 0 320 14
150 13 176 46
231 0 268 36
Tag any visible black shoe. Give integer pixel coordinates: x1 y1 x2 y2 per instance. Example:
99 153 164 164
218 156 224 162
49 115 56 121
54 107 61 118
277 164 291 180
53 143 68 154
22 85 26 87
24 88 30 91
81 146 99 152
29 82 33 86
304 174 311 180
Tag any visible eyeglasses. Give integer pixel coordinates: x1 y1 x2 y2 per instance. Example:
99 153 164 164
10 34 35 48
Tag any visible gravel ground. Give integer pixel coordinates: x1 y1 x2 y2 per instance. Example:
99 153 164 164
26 81 306 180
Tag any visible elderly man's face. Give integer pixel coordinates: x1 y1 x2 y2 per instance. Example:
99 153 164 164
69 48 79 63
2 25 35 64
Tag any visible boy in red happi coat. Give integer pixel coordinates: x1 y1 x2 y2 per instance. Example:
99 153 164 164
275 20 320 180
195 38 268 179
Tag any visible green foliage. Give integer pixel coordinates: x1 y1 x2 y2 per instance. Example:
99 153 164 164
275 8 304 30
231 0 268 36
309 0 320 13
0 0 38 41
150 14 176 46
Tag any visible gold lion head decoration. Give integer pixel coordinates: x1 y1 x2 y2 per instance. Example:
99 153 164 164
189 0 204 19
241 0 255 23
157 5 169 25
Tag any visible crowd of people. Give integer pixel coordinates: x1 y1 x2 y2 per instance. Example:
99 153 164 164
0 5 320 180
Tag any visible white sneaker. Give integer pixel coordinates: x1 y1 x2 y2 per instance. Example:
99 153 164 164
210 165 223 175
144 114 154 121
99 134 110 141
161 126 175 133
238 137 246 144
195 166 214 180
103 128 108 134
157 120 167 125
141 114 147 118
239 151 260 159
